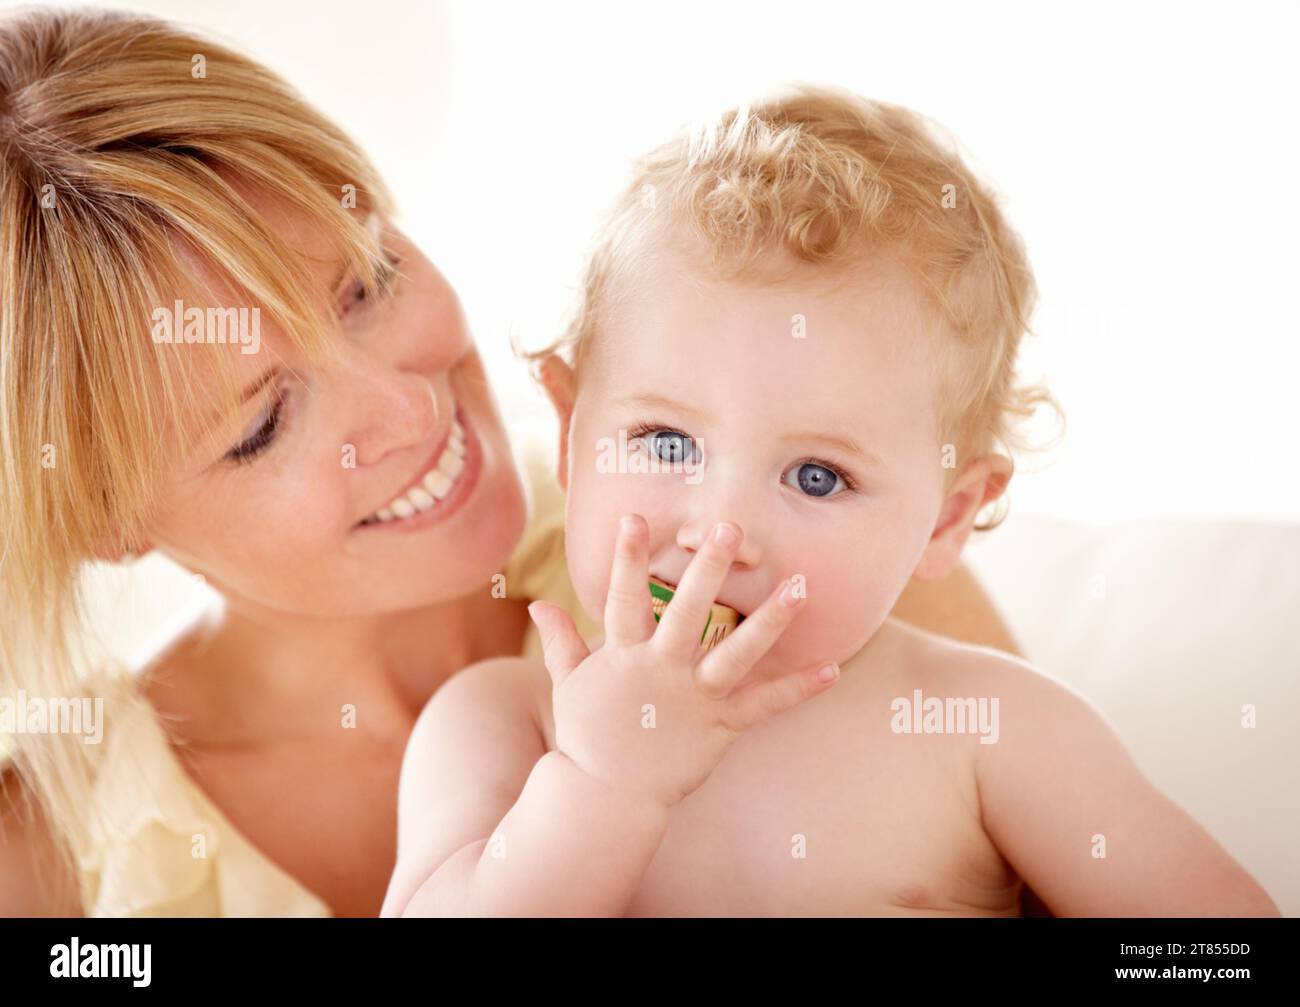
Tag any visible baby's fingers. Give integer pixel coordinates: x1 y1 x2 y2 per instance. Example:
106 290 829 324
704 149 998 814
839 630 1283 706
654 522 742 658
696 579 804 697
528 601 592 687
723 660 840 733
603 514 656 646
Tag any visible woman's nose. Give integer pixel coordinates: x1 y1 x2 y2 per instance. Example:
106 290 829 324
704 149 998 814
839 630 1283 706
330 351 441 466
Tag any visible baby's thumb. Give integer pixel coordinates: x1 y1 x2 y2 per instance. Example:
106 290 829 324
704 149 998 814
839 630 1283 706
527 601 591 685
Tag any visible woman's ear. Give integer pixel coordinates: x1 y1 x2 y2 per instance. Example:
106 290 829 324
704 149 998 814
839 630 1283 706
912 453 1013 581
537 354 577 492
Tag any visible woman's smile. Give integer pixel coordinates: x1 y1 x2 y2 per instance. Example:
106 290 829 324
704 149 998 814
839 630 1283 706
354 404 484 533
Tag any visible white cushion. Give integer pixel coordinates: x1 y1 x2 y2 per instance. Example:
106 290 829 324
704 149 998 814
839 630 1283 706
965 514 1300 915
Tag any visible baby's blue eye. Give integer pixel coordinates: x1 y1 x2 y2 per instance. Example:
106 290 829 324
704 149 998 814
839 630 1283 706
785 461 844 498
646 430 696 465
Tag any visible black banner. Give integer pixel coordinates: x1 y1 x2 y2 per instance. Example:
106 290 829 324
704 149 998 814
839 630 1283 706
0 917 1289 993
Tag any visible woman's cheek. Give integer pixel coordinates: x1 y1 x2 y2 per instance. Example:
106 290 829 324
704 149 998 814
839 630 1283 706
275 466 355 540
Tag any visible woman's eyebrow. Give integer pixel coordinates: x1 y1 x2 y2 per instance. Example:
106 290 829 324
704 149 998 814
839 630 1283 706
238 366 280 406
194 365 281 471
205 366 279 426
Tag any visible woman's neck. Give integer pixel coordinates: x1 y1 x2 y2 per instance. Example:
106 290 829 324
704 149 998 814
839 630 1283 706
142 589 533 747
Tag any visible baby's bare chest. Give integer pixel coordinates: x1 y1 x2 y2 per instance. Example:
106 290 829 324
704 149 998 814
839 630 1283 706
622 694 1019 916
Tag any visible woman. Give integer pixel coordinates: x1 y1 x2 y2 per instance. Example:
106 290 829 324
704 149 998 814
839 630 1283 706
0 7 1023 917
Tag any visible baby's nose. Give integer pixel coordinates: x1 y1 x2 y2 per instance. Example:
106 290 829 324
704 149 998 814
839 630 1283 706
675 517 762 570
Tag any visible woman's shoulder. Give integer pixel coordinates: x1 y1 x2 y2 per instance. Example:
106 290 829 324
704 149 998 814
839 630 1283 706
0 763 84 915
6 654 330 917
0 663 149 915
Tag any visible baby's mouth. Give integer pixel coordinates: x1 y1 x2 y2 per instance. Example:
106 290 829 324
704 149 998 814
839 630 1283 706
649 576 747 618
648 575 745 650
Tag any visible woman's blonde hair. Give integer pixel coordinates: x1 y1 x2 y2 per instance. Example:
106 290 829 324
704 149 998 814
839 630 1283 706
524 84 1063 528
0 6 396 907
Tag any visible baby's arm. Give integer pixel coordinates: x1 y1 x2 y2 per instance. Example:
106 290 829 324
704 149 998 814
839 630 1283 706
973 656 1280 916
382 516 838 917
380 656 670 917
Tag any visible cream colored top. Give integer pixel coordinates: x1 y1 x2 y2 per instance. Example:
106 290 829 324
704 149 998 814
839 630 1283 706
0 438 598 916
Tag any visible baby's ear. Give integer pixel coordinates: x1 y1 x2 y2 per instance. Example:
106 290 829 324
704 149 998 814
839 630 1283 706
912 453 1013 581
537 354 577 491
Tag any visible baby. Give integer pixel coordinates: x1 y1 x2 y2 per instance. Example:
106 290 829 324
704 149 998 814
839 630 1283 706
382 86 1278 917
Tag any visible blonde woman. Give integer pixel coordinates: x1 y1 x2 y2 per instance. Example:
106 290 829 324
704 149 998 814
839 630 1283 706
0 7 1023 917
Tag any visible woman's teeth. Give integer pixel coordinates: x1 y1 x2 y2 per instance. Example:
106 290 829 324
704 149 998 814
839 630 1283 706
364 419 467 525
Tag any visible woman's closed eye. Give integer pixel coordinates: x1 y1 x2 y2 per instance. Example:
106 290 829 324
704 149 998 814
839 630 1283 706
225 388 289 465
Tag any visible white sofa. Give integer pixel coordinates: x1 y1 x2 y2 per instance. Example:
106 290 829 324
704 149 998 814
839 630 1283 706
964 514 1299 916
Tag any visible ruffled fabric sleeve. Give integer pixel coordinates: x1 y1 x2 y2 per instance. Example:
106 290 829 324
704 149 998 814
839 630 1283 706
77 668 332 917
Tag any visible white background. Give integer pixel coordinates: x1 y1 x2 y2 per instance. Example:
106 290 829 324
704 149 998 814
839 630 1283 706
16 0 1300 523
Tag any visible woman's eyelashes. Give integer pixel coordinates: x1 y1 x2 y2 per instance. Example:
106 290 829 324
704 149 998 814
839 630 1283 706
341 249 403 317
626 420 857 498
225 388 289 465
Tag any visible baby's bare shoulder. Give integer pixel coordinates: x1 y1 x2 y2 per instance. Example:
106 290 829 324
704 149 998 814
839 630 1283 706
881 617 1055 690
877 618 1108 743
423 653 550 731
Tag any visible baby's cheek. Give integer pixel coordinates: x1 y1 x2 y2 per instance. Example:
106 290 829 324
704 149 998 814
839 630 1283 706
756 536 895 666
777 573 894 668
562 498 609 626
564 469 645 625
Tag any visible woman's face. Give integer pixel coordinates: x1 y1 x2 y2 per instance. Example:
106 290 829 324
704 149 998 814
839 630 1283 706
147 194 527 618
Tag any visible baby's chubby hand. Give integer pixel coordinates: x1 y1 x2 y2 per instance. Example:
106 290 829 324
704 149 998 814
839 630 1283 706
527 514 841 810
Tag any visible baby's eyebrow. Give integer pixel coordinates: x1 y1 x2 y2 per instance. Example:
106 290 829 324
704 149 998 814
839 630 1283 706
781 430 884 467
627 391 705 419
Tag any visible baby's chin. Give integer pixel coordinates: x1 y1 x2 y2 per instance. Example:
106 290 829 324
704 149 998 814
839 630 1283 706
760 616 890 674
